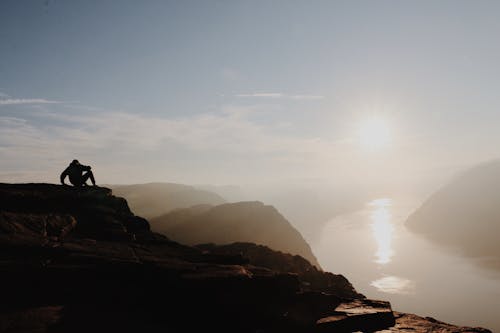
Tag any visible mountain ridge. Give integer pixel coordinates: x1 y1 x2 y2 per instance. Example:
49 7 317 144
406 160 500 269
151 200 322 268
109 182 226 219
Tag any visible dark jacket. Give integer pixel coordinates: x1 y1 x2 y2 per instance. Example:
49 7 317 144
60 163 91 185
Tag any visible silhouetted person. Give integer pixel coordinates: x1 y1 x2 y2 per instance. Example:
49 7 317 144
60 160 96 186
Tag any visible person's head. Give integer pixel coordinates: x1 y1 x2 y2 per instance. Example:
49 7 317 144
71 159 80 166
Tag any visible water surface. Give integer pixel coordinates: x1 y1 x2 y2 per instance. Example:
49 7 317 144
314 197 500 331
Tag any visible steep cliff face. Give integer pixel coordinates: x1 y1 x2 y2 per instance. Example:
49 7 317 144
0 183 490 333
151 201 322 268
406 161 500 266
0 183 150 242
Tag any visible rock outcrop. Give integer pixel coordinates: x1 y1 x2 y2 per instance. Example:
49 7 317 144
109 182 225 219
197 242 362 299
0 183 491 332
317 299 394 332
384 312 491 333
151 201 321 268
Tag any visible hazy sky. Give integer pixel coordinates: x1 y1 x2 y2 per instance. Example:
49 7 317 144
2 1 500 193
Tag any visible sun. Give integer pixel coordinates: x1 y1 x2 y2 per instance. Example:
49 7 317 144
358 117 391 151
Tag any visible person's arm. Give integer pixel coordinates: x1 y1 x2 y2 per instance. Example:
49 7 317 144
60 168 69 185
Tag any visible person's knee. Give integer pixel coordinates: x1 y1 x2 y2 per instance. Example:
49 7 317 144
86 170 96 184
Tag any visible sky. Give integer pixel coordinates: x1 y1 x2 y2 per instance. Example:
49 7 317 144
2 0 500 195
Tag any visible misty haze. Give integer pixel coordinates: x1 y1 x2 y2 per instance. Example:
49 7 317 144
1 1 499 332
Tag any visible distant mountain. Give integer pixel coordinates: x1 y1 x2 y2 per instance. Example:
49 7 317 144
109 182 225 219
151 201 322 268
200 184 367 243
407 161 500 265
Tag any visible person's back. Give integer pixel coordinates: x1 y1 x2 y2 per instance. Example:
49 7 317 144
60 160 96 186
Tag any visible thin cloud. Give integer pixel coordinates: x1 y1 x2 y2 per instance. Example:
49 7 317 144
0 98 63 106
289 94 324 100
235 93 324 100
236 93 283 98
0 103 356 185
0 107 341 168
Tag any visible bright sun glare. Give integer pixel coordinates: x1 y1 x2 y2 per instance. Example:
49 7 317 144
358 117 391 151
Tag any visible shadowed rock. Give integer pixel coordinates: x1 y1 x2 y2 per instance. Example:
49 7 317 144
197 242 362 299
317 299 395 332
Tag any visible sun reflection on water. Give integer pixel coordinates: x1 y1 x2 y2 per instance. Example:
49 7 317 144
369 198 394 264
371 276 416 294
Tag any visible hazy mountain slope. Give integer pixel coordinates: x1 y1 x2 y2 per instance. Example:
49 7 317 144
109 182 225 218
406 161 500 264
151 201 321 268
200 184 367 243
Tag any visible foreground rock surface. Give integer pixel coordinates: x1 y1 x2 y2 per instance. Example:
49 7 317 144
197 242 362 299
317 299 395 332
377 312 491 333
0 183 491 332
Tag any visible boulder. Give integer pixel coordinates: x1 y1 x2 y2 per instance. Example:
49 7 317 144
317 299 395 332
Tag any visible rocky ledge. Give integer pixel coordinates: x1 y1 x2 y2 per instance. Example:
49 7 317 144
197 242 363 299
0 183 491 332
383 312 491 333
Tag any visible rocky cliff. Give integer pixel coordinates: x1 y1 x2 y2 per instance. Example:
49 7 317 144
406 161 500 269
151 201 322 268
0 183 490 332
197 242 362 299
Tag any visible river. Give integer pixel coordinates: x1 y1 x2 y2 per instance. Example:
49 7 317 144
313 197 500 331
